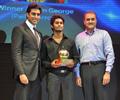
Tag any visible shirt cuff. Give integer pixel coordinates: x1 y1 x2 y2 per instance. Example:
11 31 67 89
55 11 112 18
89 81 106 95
74 63 80 77
105 65 113 72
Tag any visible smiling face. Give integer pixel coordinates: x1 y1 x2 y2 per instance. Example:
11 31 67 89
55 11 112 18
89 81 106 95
27 9 41 25
84 12 97 31
51 18 64 32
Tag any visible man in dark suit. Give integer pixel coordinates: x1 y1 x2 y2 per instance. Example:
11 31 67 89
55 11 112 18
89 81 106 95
11 2 43 100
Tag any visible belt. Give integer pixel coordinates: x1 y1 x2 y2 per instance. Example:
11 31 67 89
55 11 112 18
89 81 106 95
49 68 72 77
81 60 106 66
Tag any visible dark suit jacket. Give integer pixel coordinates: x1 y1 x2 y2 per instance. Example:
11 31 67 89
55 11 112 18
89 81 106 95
11 22 43 81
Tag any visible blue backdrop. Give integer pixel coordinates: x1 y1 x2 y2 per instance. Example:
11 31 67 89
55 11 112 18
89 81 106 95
0 0 120 43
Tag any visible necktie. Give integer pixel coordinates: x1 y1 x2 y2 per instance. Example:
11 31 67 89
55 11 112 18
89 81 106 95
33 27 40 47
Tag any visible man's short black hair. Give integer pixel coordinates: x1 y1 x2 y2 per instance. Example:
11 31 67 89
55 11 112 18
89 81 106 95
26 2 42 14
50 14 65 26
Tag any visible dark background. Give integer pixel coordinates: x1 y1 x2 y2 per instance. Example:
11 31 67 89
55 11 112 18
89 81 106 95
0 42 119 100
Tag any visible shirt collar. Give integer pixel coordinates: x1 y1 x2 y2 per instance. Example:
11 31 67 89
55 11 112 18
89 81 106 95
85 28 97 35
48 34 68 41
25 20 36 30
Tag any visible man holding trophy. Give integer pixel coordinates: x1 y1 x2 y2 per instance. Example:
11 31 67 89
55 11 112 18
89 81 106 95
42 14 79 100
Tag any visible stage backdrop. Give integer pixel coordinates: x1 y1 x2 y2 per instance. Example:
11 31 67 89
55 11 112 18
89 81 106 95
0 0 120 43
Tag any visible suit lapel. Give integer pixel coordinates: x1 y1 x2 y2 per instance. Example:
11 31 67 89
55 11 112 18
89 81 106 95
22 23 38 49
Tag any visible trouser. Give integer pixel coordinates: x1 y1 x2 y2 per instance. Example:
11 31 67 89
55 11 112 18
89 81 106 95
47 72 74 100
81 62 108 100
13 76 41 100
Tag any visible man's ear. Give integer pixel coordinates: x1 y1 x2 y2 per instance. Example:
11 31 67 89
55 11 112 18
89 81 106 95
83 20 85 26
26 13 29 18
51 25 53 28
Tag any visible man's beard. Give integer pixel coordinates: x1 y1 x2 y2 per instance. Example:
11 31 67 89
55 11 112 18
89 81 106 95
54 29 63 32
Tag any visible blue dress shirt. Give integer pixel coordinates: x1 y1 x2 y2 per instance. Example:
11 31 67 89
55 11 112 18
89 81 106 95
74 28 115 77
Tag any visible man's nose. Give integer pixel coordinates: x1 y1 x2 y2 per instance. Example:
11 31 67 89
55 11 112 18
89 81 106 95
89 20 93 23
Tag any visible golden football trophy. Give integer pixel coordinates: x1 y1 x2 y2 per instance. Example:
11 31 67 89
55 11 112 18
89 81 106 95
55 49 69 66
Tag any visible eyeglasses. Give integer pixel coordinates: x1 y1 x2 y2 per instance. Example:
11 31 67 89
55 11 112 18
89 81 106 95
86 18 95 21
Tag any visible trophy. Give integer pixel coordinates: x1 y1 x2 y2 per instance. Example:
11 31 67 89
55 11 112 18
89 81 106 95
55 49 69 66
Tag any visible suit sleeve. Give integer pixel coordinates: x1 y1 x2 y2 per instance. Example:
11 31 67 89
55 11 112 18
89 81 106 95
11 26 25 75
41 40 51 69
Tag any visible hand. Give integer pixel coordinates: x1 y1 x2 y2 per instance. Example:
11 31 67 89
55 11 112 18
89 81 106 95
51 59 61 68
19 74 29 85
75 77 82 87
102 71 110 85
66 59 74 68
